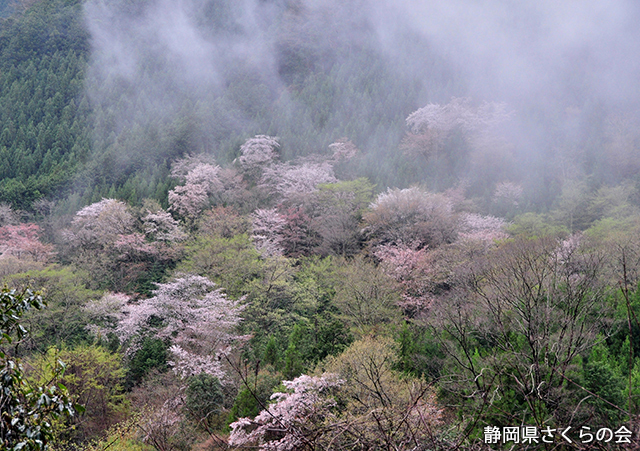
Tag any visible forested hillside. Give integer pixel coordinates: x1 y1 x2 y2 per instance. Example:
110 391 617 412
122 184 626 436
0 0 88 209
1 0 640 450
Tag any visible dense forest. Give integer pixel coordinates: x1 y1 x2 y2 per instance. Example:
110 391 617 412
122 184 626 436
1 0 640 449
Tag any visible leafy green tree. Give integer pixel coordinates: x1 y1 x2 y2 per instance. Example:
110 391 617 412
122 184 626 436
262 335 281 368
331 256 402 333
184 373 224 430
176 233 262 299
0 286 77 450
583 341 626 424
4 266 100 351
395 322 443 380
28 345 127 443
283 324 306 379
126 337 168 388
284 318 352 379
226 370 281 427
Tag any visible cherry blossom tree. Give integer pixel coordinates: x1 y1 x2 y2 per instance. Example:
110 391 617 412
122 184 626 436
279 207 320 258
169 154 217 182
168 156 223 220
403 98 512 190
328 138 358 161
236 135 280 183
492 181 524 214
61 199 182 292
63 199 135 248
457 213 509 246
83 292 131 339
229 373 344 450
85 274 245 380
168 183 209 219
139 398 188 451
142 210 187 242
0 223 54 262
373 213 507 317
260 162 337 203
405 97 509 145
131 371 199 451
238 135 279 167
112 233 161 272
215 167 252 209
363 187 458 249
0 203 19 226
375 243 434 314
184 163 222 193
60 199 137 290
230 337 442 450
251 208 286 257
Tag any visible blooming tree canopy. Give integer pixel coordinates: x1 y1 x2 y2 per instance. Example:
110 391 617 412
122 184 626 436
63 199 134 248
86 274 245 379
168 156 223 219
329 138 358 161
405 97 509 137
260 162 337 202
230 337 442 450
457 213 508 245
0 223 54 262
237 135 280 171
363 187 458 249
251 208 286 257
229 373 345 450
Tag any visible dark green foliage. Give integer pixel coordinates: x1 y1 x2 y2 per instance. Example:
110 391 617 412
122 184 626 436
0 0 633 216
228 388 260 422
0 286 45 345
0 286 77 450
284 318 352 379
608 287 640 362
3 266 100 352
311 314 353 362
126 337 168 388
239 255 354 375
226 371 281 427
185 373 224 429
0 0 89 209
583 344 626 424
263 335 280 368
283 340 304 380
61 0 462 207
395 322 443 380
134 258 176 298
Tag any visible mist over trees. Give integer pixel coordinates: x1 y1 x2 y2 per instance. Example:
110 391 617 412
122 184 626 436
2 0 640 449
1 0 640 212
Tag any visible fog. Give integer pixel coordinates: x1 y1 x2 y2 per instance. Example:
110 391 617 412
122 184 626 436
82 0 640 200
